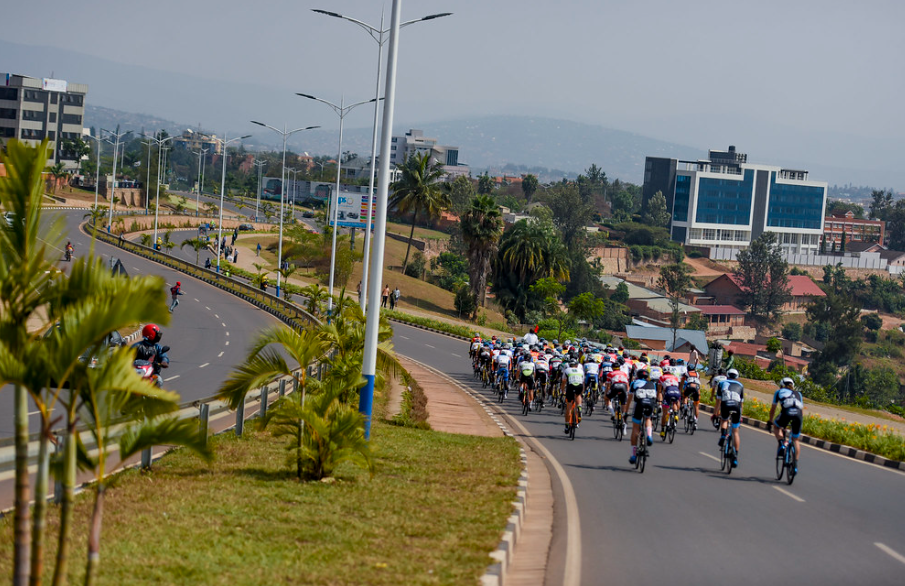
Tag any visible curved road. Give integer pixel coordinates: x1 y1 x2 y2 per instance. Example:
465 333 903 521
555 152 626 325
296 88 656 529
391 322 905 585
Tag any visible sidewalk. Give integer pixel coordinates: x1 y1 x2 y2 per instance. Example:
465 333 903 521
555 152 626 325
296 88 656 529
396 356 554 586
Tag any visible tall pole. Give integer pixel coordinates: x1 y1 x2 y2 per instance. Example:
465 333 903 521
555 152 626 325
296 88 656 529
327 96 346 319
254 158 266 221
361 0 403 439
361 11 386 311
153 142 163 243
83 133 102 210
193 148 207 217
213 134 251 272
143 139 153 216
108 135 119 232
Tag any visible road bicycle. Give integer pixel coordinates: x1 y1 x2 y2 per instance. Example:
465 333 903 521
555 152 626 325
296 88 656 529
584 383 596 417
681 398 697 434
775 427 798 485
651 403 662 432
634 424 649 472
564 401 578 440
533 386 545 412
719 430 737 475
521 381 532 415
497 373 509 403
662 403 678 443
612 397 626 441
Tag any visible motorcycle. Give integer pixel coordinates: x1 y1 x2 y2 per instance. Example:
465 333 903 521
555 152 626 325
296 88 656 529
134 345 170 388
64 248 72 262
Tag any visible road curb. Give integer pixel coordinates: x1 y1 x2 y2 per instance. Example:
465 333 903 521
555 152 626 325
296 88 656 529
698 403 905 471
399 356 531 586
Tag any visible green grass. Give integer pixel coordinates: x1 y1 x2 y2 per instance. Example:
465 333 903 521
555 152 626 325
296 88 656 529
384 309 500 340
0 423 522 585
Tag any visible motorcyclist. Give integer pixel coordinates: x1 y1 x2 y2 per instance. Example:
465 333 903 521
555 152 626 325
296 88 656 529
65 241 73 261
132 324 170 376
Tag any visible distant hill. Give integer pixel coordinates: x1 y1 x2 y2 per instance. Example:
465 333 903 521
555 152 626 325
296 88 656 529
83 105 702 184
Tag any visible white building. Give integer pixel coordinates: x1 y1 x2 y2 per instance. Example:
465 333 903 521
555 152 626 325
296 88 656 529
390 128 469 180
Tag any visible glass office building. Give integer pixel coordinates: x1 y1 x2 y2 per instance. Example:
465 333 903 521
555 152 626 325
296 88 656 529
643 146 827 254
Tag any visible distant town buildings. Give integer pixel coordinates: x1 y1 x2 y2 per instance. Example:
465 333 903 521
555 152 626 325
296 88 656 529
390 129 469 180
643 145 828 255
823 210 885 247
174 129 222 155
0 73 88 169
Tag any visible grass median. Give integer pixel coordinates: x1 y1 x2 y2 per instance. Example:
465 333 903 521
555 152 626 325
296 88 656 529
0 422 521 585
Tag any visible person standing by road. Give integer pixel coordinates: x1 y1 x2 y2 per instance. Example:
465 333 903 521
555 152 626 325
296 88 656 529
393 286 401 307
256 242 262 257
169 281 184 313
382 285 390 308
389 286 397 309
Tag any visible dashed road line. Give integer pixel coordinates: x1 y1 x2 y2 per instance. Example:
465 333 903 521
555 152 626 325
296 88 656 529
875 542 905 566
225 331 229 336
132 267 141 271
164 375 180 382
194 298 200 302
225 341 229 346
205 306 211 311
214 314 220 319
425 344 436 349
399 335 410 340
218 351 224 358
699 451 721 463
451 352 462 358
198 363 210 369
773 486 805 502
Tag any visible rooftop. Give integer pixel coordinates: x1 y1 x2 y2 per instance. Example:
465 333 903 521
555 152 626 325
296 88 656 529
695 305 746 316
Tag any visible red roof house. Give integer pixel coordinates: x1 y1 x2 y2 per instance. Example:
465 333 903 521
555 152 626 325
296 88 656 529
704 274 825 313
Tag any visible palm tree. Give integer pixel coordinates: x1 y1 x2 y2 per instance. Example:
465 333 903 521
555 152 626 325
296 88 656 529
389 152 449 274
139 233 153 248
181 237 208 265
461 195 503 307
46 161 69 194
300 283 329 317
521 174 539 204
276 265 299 299
83 205 108 228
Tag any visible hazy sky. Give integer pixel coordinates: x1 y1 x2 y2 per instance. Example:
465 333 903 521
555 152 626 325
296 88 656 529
4 0 904 188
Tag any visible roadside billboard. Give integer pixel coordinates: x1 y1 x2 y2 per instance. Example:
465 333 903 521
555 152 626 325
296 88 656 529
329 190 376 229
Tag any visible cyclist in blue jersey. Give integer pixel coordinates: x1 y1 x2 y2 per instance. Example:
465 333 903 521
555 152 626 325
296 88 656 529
625 369 656 464
714 368 744 467
768 377 804 473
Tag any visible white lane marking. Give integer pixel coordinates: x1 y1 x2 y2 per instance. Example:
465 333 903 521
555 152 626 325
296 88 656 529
28 410 43 416
699 451 721 463
773 486 805 502
214 314 220 319
451 353 462 358
198 363 209 369
164 375 180 382
205 306 211 311
221 322 226 327
225 341 229 346
875 542 905 566
399 335 410 340
132 267 141 271
225 331 229 336
218 351 224 358
194 298 200 302
425 344 436 349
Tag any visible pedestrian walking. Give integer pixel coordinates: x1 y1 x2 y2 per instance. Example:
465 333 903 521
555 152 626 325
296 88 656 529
357 280 362 298
233 250 239 263
256 242 262 256
204 258 212 270
389 289 396 310
381 285 390 308
169 281 185 313
393 286 401 307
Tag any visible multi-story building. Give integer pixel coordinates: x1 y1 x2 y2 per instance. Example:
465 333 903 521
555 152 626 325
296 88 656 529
0 73 89 169
173 129 222 155
643 145 828 254
823 210 885 246
390 128 468 180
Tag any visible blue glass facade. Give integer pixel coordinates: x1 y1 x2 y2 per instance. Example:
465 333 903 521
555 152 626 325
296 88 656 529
766 173 825 229
673 174 691 221
694 169 754 225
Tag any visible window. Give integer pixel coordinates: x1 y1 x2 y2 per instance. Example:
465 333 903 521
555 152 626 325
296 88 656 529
0 87 17 101
49 112 56 123
50 93 58 104
694 170 755 225
61 113 81 125
0 108 15 120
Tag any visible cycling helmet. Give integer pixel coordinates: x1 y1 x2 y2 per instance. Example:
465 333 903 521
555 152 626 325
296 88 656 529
727 368 740 379
617 357 625 365
141 323 162 343
669 358 677 366
637 369 650 380
639 355 649 364
569 360 579 367
176 281 181 286
781 377 795 388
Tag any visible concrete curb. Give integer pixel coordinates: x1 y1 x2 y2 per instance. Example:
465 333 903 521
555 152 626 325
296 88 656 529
386 317 472 342
400 356 530 586
698 403 905 471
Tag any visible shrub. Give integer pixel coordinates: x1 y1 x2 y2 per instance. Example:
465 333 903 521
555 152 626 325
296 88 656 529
454 285 477 319
405 251 426 278
687 250 703 259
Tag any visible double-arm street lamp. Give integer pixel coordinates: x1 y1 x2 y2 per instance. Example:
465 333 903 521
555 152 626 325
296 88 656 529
296 92 380 318
192 147 209 217
209 134 251 272
249 121 319 296
100 128 130 232
142 132 175 244
252 157 267 221
312 7 451 310
82 132 103 210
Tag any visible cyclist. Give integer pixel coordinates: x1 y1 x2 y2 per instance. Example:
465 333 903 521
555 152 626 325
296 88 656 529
768 377 804 473
561 359 584 433
517 352 537 410
709 367 728 425
715 368 744 467
583 355 601 400
496 350 512 398
606 362 630 419
625 369 656 464
535 353 550 404
682 365 703 426
658 366 682 438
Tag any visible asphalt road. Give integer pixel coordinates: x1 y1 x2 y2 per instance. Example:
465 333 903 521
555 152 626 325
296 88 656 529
391 322 905 586
0 208 282 438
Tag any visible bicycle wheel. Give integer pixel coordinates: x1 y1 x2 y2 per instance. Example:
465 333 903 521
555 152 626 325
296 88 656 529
668 422 676 444
639 446 647 473
634 441 642 471
689 413 696 435
684 413 692 434
522 394 529 416
720 444 728 471
569 422 576 441
775 449 785 480
786 446 796 485
726 446 734 475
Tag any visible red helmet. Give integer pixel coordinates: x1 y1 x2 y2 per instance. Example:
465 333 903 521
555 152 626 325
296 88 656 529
176 281 181 286
142 324 162 343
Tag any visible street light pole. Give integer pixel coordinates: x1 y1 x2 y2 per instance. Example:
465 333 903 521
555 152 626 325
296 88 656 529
297 92 379 319
141 138 153 216
312 7 451 310
361 0 405 440
82 132 103 211
142 133 175 245
250 121 319 297
192 147 208 217
100 128 130 232
253 158 267 221
213 134 251 273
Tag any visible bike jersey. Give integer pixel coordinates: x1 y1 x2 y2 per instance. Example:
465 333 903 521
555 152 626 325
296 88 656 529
492 348 501 357
583 362 600 376
549 357 563 371
648 366 663 382
501 349 513 358
535 359 549 372
470 342 481 352
773 388 803 416
710 375 727 390
608 370 629 385
660 373 680 389
684 375 701 388
520 361 536 377
718 379 744 405
630 379 658 402
497 354 512 368
621 361 634 376
563 366 584 386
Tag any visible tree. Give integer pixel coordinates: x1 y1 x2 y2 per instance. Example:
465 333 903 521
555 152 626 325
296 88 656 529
389 152 450 274
521 174 539 204
611 281 629 303
819 233 827 254
885 199 905 250
840 229 847 252
180 237 208 265
735 232 792 324
643 190 670 228
567 292 605 330
461 194 504 307
806 289 863 387
454 283 477 319
443 174 476 218
46 161 70 194
826 199 864 219
861 366 900 406
781 322 802 341
860 312 883 331
685 312 709 332
658 263 693 349
609 189 635 222
477 172 494 195
869 189 894 220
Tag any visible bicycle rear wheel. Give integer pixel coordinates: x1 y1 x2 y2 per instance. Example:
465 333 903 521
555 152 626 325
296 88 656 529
775 453 785 480
638 446 647 473
786 446 797 485
726 446 734 475
569 423 576 441
668 422 676 443
720 444 728 471
614 417 623 441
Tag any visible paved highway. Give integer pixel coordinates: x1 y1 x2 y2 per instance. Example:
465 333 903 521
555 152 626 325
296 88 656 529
391 323 905 585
